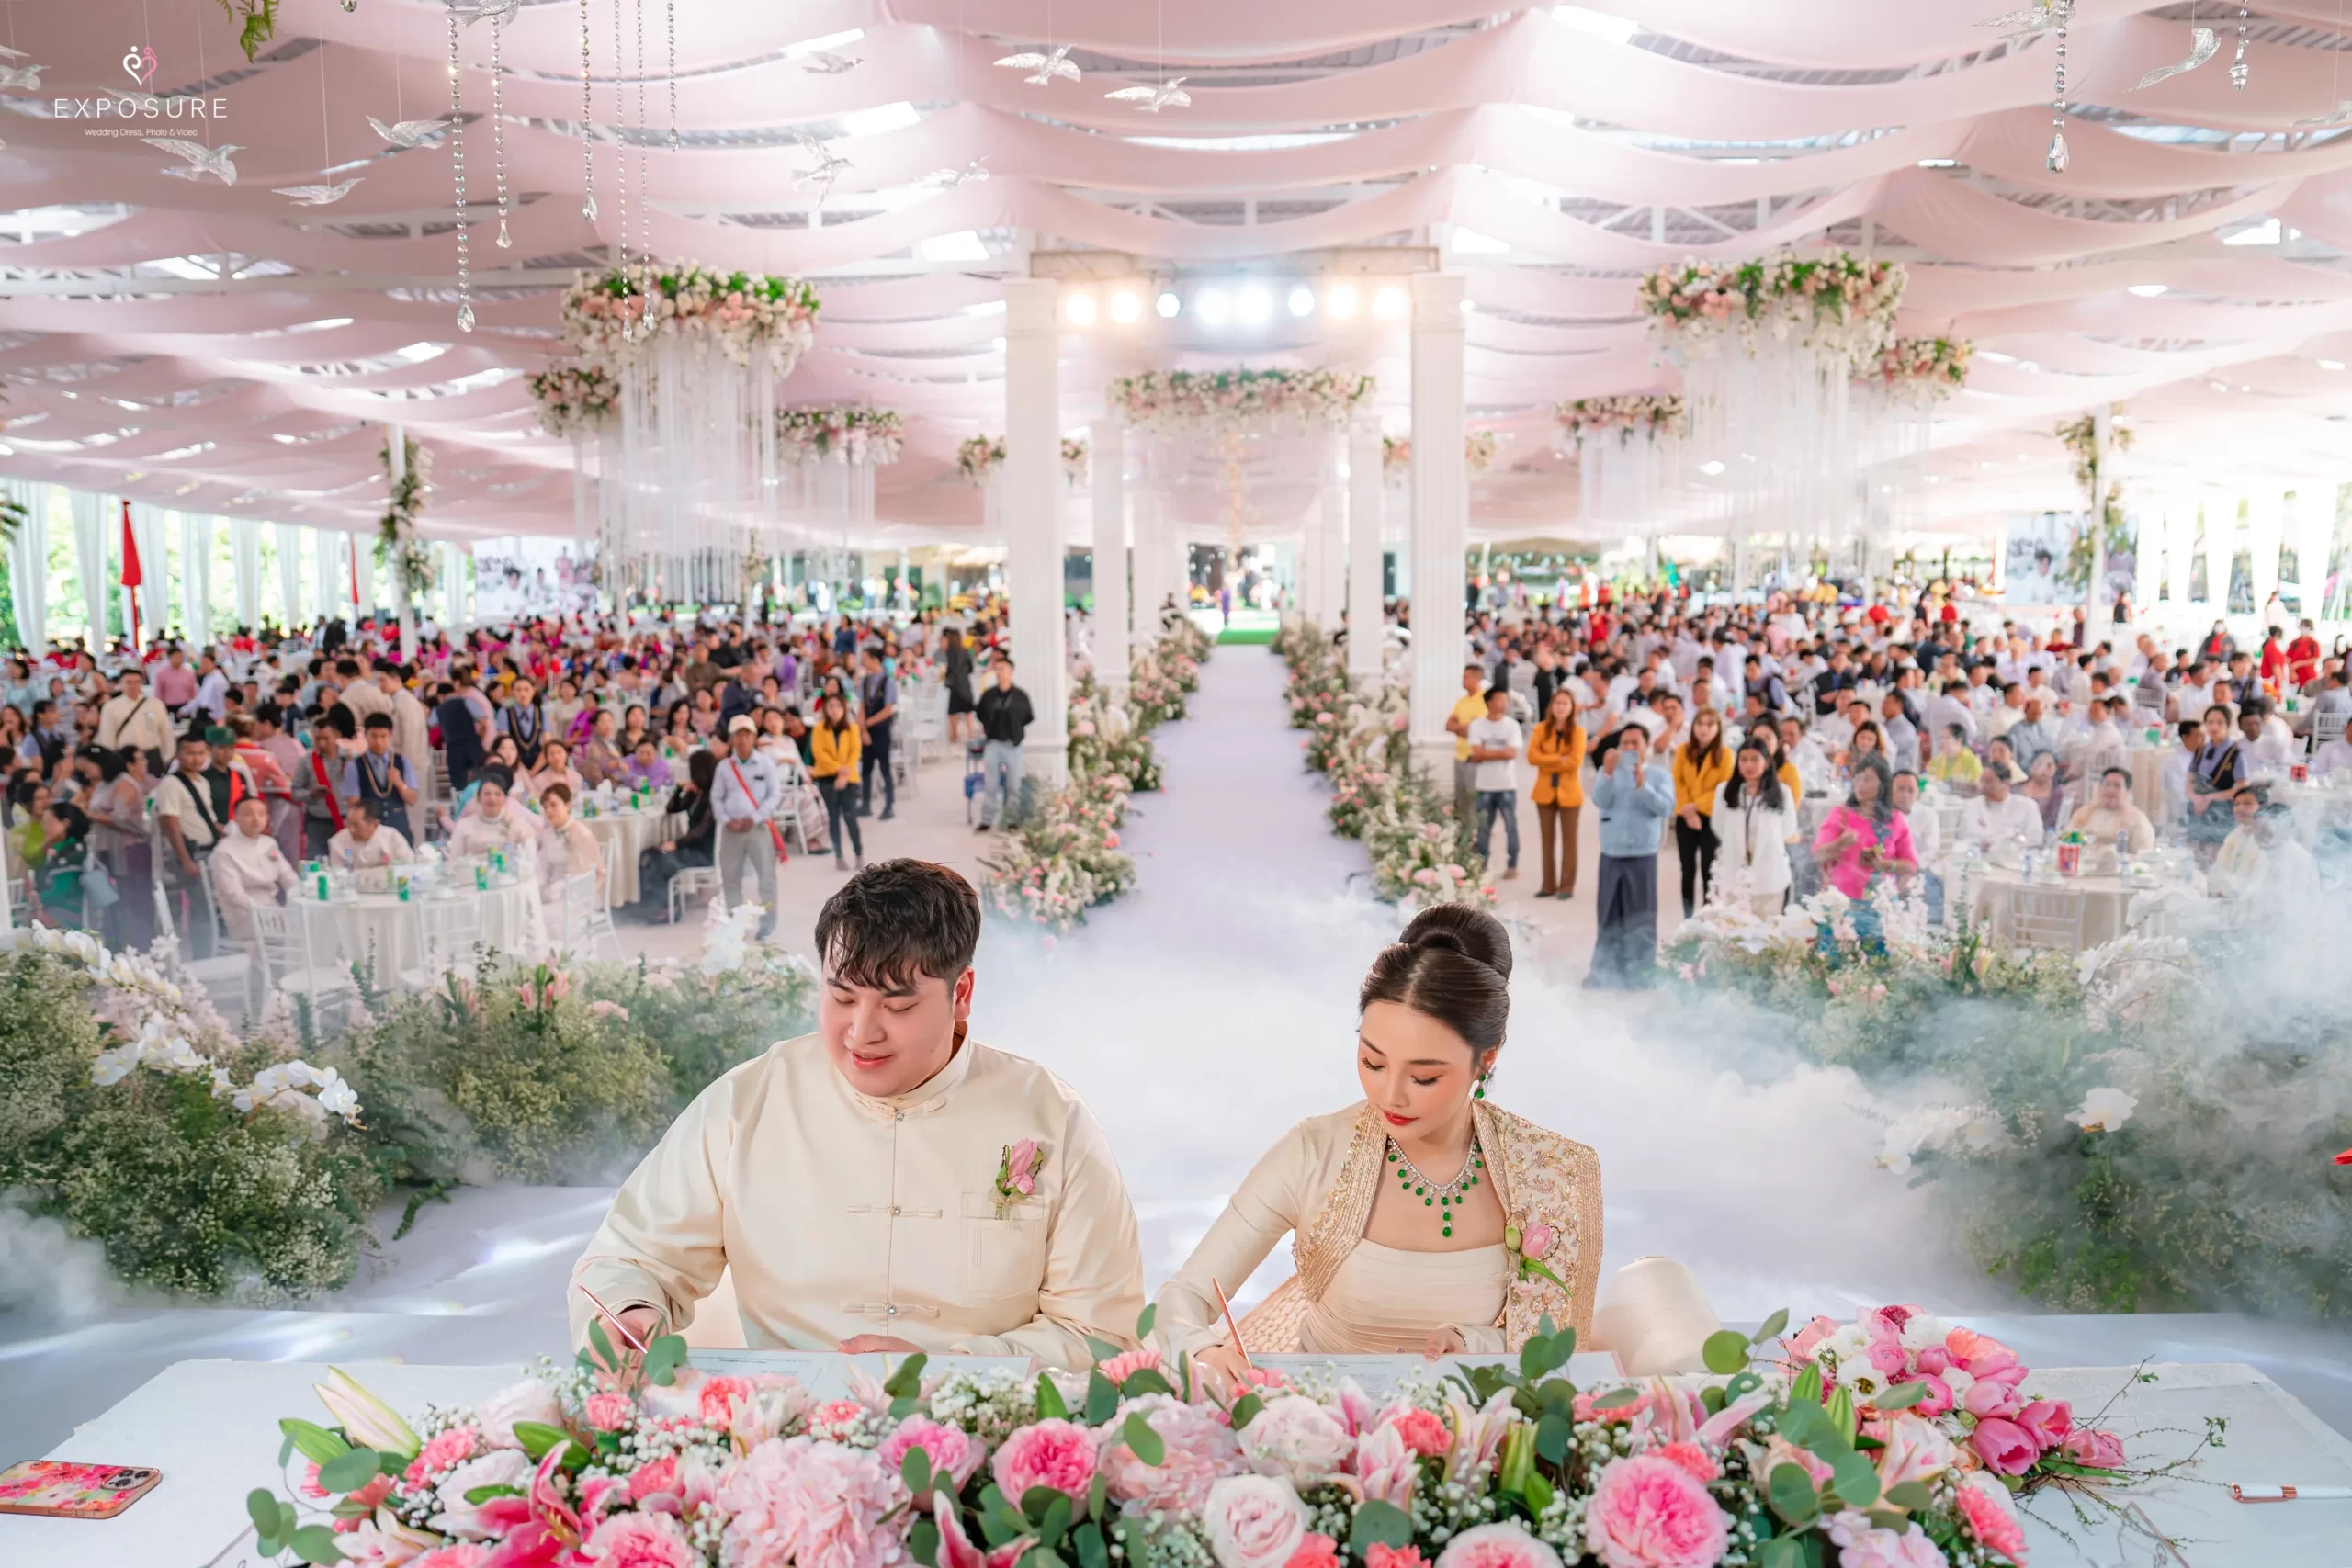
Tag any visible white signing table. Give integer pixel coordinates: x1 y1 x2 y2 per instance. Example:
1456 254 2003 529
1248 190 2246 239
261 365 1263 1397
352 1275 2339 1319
12 1356 2352 1568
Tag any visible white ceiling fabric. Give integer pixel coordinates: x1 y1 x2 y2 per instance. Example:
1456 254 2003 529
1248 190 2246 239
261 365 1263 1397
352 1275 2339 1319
0 0 2344 544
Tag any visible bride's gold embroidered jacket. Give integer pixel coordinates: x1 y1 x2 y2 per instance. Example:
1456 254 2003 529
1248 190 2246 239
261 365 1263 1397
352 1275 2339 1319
1155 1100 1600 1356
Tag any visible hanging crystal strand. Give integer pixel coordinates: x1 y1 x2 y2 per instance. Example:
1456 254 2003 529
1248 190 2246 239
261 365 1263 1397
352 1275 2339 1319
491 15 512 249
2231 4 2250 88
2046 15 2071 173
666 0 678 150
449 11 473 332
636 0 650 266
579 0 597 221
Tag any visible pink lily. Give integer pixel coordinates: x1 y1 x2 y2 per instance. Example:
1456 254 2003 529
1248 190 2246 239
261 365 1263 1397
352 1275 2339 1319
934 1493 1034 1568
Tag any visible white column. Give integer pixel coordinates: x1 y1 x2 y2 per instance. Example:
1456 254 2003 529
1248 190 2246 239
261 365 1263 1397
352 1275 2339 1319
1348 423 1385 684
67 489 107 646
2082 404 2111 628
231 517 261 631
275 522 302 627
5 478 48 652
130 502 168 639
1297 511 1320 628
314 527 340 622
1091 416 1129 695
1408 271 1469 780
390 423 419 663
179 511 209 643
1003 277 1069 788
1317 435 1347 634
2246 489 2283 619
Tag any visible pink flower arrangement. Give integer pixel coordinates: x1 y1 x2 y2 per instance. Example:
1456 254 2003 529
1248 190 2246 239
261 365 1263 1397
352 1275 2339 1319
1582 1455 1729 1568
1286 1535 1341 1568
1099 1393 1240 1515
1436 1524 1564 1568
991 1418 1098 1502
1365 1546 1430 1568
1954 1476 2028 1562
719 1437 907 1568
880 1416 987 1490
1203 1475 1309 1568
580 1510 700 1568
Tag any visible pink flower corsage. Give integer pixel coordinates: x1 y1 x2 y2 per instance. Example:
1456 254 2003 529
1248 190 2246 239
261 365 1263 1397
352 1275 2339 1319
1504 1216 1568 1294
994 1138 1046 1217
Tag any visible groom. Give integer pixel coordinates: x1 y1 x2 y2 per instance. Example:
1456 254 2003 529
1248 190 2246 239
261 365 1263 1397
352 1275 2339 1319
570 859 1145 1367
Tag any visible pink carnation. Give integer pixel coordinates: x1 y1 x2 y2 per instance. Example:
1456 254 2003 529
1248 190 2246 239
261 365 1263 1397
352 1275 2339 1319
1286 1536 1340 1568
698 1375 756 1425
585 1393 636 1432
581 1511 699 1568
1968 1418 2039 1477
1387 1407 1451 1458
1653 1442 1719 1484
1583 1454 1731 1568
1099 1394 1238 1515
403 1425 480 1487
1956 1478 2028 1562
1436 1524 1564 1568
880 1416 987 1489
413 1548 491 1568
1099 1348 1163 1385
992 1418 1099 1502
719 1437 908 1568
1365 1546 1429 1568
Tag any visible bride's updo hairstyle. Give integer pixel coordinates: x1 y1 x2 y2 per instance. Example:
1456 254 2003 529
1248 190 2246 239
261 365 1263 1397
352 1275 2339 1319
1358 903 1513 1055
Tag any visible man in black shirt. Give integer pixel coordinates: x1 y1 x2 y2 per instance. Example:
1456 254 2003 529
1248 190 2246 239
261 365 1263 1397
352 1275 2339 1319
974 655 1035 833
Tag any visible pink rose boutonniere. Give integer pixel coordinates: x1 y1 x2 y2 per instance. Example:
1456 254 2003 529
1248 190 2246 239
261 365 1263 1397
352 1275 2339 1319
1503 1216 1568 1294
994 1138 1046 1217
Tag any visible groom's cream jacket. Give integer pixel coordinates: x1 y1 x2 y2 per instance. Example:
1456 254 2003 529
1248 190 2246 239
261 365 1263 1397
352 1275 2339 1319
570 1032 1145 1368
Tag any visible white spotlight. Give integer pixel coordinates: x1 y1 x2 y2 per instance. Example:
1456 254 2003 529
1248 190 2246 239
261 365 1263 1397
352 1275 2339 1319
1196 288 1231 326
1287 285 1316 317
1109 288 1142 323
1063 290 1098 326
1697 459 1726 476
1371 285 1408 321
1237 284 1272 325
1325 282 1359 319
1156 289 1181 319
2126 283 2169 298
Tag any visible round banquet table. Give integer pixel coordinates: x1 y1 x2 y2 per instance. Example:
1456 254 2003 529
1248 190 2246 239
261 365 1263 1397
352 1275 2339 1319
580 805 673 907
291 879 546 976
1964 863 2170 953
2272 775 2352 847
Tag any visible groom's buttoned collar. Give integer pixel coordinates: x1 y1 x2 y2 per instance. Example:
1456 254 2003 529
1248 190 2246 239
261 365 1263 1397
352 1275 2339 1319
837 1023 975 1122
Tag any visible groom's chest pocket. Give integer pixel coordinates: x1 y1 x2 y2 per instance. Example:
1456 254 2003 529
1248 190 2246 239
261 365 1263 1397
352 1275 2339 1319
959 1190 1050 1301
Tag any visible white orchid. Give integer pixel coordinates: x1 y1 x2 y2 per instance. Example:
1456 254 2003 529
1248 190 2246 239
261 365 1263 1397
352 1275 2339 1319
2066 1086 2139 1134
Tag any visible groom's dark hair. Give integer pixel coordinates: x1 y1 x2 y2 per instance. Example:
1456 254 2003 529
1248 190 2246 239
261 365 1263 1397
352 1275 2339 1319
815 859 981 991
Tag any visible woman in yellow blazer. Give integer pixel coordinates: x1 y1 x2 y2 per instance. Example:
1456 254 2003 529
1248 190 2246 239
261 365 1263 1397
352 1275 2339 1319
1671 708 1734 918
1525 686 1587 899
809 691 865 869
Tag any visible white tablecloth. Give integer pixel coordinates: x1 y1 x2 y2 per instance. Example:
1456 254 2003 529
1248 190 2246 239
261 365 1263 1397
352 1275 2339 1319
580 806 670 906
1966 863 2154 953
14 1359 2349 1568
293 880 544 976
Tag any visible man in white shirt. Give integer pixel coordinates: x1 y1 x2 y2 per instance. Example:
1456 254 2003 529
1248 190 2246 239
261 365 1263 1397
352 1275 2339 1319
1925 677 1976 749
712 716 783 939
2239 704 2296 775
96 667 175 770
1957 767 2045 851
1880 691 1921 774
325 797 417 871
210 795 297 943
1986 682 2028 742
2064 766 2156 853
192 651 232 723
1466 685 1525 880
2064 696 2130 783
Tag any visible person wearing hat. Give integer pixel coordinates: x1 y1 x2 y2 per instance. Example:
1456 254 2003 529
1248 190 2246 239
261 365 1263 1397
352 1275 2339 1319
712 714 783 940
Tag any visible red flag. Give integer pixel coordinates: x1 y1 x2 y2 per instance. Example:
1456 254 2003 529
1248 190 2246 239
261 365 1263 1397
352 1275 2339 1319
349 536 360 614
119 499 142 651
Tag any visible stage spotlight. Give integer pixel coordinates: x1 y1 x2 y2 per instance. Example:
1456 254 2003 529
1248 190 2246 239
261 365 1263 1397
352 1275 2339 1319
1196 288 1231 326
1156 289 1182 318
1287 285 1316 317
1064 290 1098 326
1237 284 1272 325
1372 284 1408 321
1109 288 1142 323
1324 282 1359 319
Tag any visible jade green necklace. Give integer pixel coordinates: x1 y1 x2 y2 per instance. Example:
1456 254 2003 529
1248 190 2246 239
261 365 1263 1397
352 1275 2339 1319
1387 1136 1484 1239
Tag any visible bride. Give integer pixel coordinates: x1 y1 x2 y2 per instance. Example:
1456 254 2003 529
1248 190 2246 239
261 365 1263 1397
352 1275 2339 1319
1157 905 1600 1379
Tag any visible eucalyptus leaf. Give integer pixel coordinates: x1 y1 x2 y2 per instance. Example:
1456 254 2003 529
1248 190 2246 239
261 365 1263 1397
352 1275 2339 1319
289 1523 347 1565
901 1446 934 1495
1122 1411 1166 1468
314 1447 383 1495
1702 1330 1753 1376
911 1517 942 1568
1083 1336 1124 1367
1589 1387 1644 1411
884 1353 933 1401
1036 1375 1069 1422
1075 1520 1110 1568
1349 1500 1415 1553
1229 1393 1263 1431
1883 1482 1933 1513
246 1488 283 1540
1038 1494 1073 1550
1083 1370 1119 1427
1533 1411 1568 1464
1872 1382 1931 1411
587 1318 617 1374
1121 1368 1177 1400
1750 1307 1792 1345
1134 1304 1158 1340
1827 1446 1881 1509
642 1334 688 1388
1767 1463 1820 1526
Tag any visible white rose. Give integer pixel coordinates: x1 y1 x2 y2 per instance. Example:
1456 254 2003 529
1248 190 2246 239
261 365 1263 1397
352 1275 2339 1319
2066 1087 2137 1134
474 1379 566 1449
1237 1394 1356 1488
1203 1475 1308 1568
432 1449 533 1538
1896 1314 1951 1354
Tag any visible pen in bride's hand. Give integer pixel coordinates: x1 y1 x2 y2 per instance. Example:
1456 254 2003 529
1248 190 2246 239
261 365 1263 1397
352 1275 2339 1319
1211 1277 1252 1370
578 1284 649 1354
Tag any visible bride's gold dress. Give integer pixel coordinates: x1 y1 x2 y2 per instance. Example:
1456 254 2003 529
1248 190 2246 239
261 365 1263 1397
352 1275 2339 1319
1156 1100 1600 1357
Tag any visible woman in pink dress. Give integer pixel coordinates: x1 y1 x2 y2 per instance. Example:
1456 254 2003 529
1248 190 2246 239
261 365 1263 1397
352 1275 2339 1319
1811 752 1917 901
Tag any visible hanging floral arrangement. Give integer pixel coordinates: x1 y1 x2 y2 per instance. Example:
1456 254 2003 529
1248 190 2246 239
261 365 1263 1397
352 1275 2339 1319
560 262 820 373
1379 432 1503 481
775 405 904 466
526 360 620 440
1555 393 1689 446
956 434 1091 485
374 434 436 599
1109 367 1375 434
1061 435 1090 482
1858 336 1974 403
1636 247 1905 364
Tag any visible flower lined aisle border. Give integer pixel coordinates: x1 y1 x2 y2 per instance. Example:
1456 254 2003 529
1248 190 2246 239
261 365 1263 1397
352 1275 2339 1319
526 359 620 440
1858 337 1973 405
956 434 1091 485
238 1297 2203 1568
1552 394 1688 446
1636 246 1905 365
1379 432 1500 482
994 1138 1046 1216
1111 367 1376 434
560 261 821 373
982 619 1210 933
776 405 905 466
1275 623 1494 911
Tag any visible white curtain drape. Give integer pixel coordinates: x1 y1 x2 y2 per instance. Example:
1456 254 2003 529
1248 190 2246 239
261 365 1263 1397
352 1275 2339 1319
129 502 168 638
69 490 107 646
314 528 340 622
5 478 48 652
354 531 378 616
232 517 260 631
276 522 302 628
180 511 213 644
437 542 461 627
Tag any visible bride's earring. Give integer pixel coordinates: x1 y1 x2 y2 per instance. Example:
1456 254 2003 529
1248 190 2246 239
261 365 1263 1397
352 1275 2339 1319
1476 1064 1495 1100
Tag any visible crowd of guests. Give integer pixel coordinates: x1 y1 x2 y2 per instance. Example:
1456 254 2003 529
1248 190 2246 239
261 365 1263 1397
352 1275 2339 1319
0 597 1042 953
1421 587 2352 989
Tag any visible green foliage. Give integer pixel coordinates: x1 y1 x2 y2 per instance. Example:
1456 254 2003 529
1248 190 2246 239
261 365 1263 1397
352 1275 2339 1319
216 0 279 62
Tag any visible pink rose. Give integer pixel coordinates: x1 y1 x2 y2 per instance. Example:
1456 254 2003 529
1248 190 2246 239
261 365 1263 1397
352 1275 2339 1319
1387 1407 1451 1458
581 1510 698 1568
1203 1474 1308 1568
1583 1455 1729 1568
1238 1395 1355 1488
1955 1475 2029 1562
881 1416 987 1489
1005 1139 1041 1197
698 1375 756 1425
719 1437 908 1568
1436 1525 1563 1568
993 1418 1099 1502
585 1393 636 1432
2014 1400 2073 1452
627 1455 680 1502
1286 1536 1340 1568
1968 1418 2039 1477
1098 1393 1239 1515
1786 1315 1842 1359
2060 1427 2125 1471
